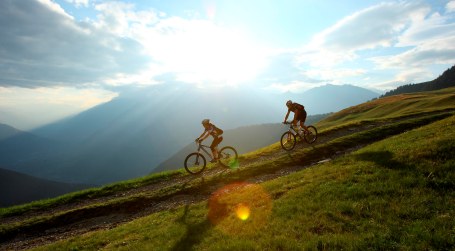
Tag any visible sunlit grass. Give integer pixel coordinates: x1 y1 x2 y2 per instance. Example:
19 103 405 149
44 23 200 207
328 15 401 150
0 169 184 217
318 87 455 130
32 115 455 250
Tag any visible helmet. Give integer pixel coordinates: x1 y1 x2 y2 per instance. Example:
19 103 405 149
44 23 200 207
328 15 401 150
202 119 210 125
286 100 293 107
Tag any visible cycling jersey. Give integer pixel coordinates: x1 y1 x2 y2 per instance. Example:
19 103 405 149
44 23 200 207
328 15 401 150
288 103 305 113
288 102 307 123
204 123 223 137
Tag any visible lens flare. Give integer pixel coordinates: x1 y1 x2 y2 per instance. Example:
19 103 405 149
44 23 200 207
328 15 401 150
235 203 250 220
228 159 239 169
208 182 272 235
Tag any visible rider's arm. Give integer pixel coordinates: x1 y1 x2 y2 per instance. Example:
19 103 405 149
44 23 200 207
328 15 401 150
283 110 291 123
197 130 208 142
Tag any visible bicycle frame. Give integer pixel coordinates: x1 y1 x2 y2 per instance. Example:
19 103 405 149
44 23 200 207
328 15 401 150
196 143 216 159
286 123 305 138
281 122 317 151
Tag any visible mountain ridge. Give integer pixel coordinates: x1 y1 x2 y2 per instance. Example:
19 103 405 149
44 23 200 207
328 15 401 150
0 167 93 207
0 84 378 185
382 65 455 97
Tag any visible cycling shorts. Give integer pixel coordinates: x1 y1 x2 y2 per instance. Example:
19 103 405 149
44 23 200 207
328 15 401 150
210 136 223 149
295 109 307 123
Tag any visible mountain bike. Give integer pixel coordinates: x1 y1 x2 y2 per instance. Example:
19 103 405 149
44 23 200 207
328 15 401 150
280 122 318 151
184 141 238 174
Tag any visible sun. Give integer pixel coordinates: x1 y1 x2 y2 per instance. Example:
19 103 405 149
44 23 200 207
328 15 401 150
141 19 268 86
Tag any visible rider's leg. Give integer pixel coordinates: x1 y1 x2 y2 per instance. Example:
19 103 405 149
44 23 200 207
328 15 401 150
294 111 305 133
211 149 218 161
300 110 308 132
292 113 298 127
210 136 222 161
300 121 308 132
213 147 218 159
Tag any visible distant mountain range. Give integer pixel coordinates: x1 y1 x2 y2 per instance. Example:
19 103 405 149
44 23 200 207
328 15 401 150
0 84 378 185
289 84 380 114
0 124 58 170
0 167 93 207
382 65 455 97
0 123 21 140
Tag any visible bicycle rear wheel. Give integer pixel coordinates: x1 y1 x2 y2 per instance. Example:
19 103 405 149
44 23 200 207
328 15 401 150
281 131 296 151
218 146 238 169
184 152 206 174
304 125 318 144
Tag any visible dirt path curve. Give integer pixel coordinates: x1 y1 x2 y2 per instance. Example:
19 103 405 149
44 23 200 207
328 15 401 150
0 112 451 250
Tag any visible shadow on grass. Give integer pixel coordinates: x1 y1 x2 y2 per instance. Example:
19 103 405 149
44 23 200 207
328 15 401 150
355 151 412 170
171 204 212 251
356 142 455 192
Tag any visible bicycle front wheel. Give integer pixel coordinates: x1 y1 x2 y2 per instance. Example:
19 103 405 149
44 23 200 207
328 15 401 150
184 153 206 174
304 126 318 144
281 131 296 151
218 146 238 169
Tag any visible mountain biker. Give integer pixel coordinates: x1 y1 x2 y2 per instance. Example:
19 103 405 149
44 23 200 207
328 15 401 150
283 100 308 135
196 119 224 163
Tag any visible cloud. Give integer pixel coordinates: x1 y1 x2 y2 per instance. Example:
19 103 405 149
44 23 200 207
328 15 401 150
0 86 117 129
0 0 149 88
92 1 161 37
372 9 455 69
297 2 429 67
1 0 453 93
315 2 428 51
90 0 271 86
304 68 366 82
369 67 434 90
265 80 318 93
371 40 455 69
65 0 89 8
0 0 270 88
292 1 455 89
289 2 431 89
447 0 455 13
128 16 270 86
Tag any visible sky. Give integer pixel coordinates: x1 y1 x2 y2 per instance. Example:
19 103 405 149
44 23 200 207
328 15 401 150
1 0 455 130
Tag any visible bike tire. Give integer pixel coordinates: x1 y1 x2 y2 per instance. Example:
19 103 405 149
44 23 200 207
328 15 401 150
218 146 239 169
184 152 206 174
304 125 318 144
281 131 296 151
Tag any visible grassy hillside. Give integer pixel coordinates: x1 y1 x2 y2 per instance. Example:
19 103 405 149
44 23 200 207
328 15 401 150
317 87 455 130
31 113 455 250
1 87 455 250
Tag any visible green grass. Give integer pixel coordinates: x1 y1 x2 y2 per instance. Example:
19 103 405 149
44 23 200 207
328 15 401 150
0 169 184 217
32 114 455 250
317 87 455 130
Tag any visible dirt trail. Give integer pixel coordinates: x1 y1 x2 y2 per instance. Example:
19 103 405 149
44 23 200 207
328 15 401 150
0 112 451 250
